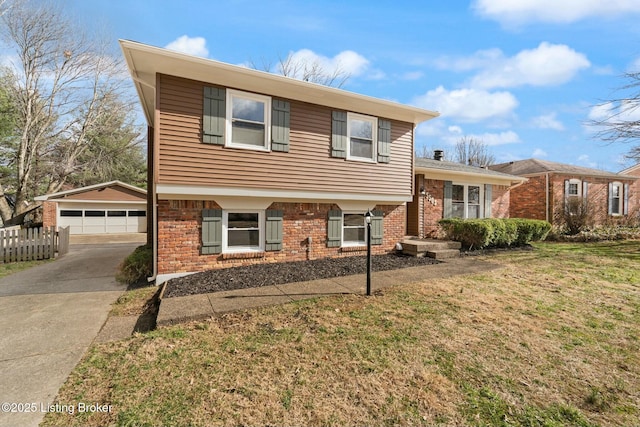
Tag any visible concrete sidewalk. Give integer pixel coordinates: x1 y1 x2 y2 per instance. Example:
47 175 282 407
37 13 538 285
158 257 500 327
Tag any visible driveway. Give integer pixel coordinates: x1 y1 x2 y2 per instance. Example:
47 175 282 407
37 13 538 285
0 240 139 427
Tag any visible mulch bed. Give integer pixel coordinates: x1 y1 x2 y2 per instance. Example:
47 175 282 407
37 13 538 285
163 253 440 298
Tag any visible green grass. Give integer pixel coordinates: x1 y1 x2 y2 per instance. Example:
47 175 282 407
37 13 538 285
43 241 640 427
0 258 52 278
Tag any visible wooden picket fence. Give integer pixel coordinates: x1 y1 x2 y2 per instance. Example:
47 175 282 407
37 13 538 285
0 226 70 263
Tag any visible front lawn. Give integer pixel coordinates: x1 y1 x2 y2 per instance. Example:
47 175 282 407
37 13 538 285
42 241 640 427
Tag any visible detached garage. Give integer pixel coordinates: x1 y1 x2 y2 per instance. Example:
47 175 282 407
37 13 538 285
36 181 147 234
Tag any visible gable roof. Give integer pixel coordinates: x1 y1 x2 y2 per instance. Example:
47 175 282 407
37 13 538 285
34 181 146 201
119 40 439 127
415 157 527 185
620 163 640 176
489 158 635 180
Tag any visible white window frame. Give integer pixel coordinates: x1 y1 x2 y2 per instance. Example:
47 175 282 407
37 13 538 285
222 210 265 253
342 211 368 247
346 112 377 163
451 183 485 219
225 89 271 151
610 181 623 216
567 179 581 197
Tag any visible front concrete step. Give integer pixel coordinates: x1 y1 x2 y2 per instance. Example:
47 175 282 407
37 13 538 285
401 238 461 259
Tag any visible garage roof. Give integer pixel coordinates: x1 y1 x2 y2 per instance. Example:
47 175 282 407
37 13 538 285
34 181 146 201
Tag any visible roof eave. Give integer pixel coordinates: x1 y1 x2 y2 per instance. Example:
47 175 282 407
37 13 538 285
34 180 147 201
415 166 528 185
119 40 440 127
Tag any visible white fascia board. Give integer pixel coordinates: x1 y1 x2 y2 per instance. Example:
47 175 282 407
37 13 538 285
119 40 439 127
34 180 146 201
155 184 412 204
415 168 528 186
54 200 147 205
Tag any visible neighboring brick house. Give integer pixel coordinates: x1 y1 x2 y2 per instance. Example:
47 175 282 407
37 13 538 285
489 159 638 227
120 41 439 284
407 152 527 238
620 163 640 222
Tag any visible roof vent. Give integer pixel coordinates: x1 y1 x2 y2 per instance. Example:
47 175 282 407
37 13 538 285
433 150 444 161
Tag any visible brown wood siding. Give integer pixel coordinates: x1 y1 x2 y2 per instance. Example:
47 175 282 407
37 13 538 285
156 74 413 197
53 186 145 202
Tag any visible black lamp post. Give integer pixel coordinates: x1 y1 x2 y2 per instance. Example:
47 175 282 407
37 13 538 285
365 210 372 296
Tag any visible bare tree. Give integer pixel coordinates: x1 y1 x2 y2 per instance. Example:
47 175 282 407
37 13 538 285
453 136 496 167
589 71 640 160
250 52 351 88
0 0 139 222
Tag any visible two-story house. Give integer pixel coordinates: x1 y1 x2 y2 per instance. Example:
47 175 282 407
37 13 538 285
120 41 438 284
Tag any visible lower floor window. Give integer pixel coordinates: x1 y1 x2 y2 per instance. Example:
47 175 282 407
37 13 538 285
224 211 263 252
343 213 366 246
451 184 482 219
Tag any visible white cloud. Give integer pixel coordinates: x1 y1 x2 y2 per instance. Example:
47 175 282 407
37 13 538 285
532 148 548 157
473 0 640 25
469 131 521 146
470 43 590 89
413 86 518 123
531 113 565 131
283 49 370 80
434 48 503 72
630 57 640 73
588 101 640 124
165 35 209 57
577 154 598 168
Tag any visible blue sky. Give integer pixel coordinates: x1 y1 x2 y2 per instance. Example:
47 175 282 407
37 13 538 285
66 0 640 172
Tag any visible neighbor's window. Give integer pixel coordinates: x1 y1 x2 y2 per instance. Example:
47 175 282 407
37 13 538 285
343 213 366 246
347 113 377 162
226 90 270 150
610 182 622 215
567 179 581 197
223 211 263 252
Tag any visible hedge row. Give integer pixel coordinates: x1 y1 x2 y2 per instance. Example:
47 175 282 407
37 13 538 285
439 218 552 249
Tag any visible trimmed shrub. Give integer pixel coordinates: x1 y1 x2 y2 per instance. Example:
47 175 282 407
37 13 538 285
508 218 552 245
116 244 152 285
439 218 551 249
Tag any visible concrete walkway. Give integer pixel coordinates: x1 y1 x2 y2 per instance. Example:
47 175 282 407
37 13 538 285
158 257 500 326
0 239 139 427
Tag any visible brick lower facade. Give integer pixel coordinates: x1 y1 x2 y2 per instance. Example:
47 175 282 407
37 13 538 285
157 200 406 275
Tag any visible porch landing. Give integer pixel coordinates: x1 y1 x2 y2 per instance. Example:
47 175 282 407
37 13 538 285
401 238 461 259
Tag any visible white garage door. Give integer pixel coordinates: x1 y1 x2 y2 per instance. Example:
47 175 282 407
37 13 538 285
58 205 146 234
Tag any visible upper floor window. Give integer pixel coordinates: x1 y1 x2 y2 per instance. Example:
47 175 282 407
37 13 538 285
226 90 271 151
347 113 377 162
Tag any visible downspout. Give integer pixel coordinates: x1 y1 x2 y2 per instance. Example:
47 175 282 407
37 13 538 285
148 193 158 283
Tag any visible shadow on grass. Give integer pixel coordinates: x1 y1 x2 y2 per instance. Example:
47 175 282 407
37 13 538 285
535 240 640 261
